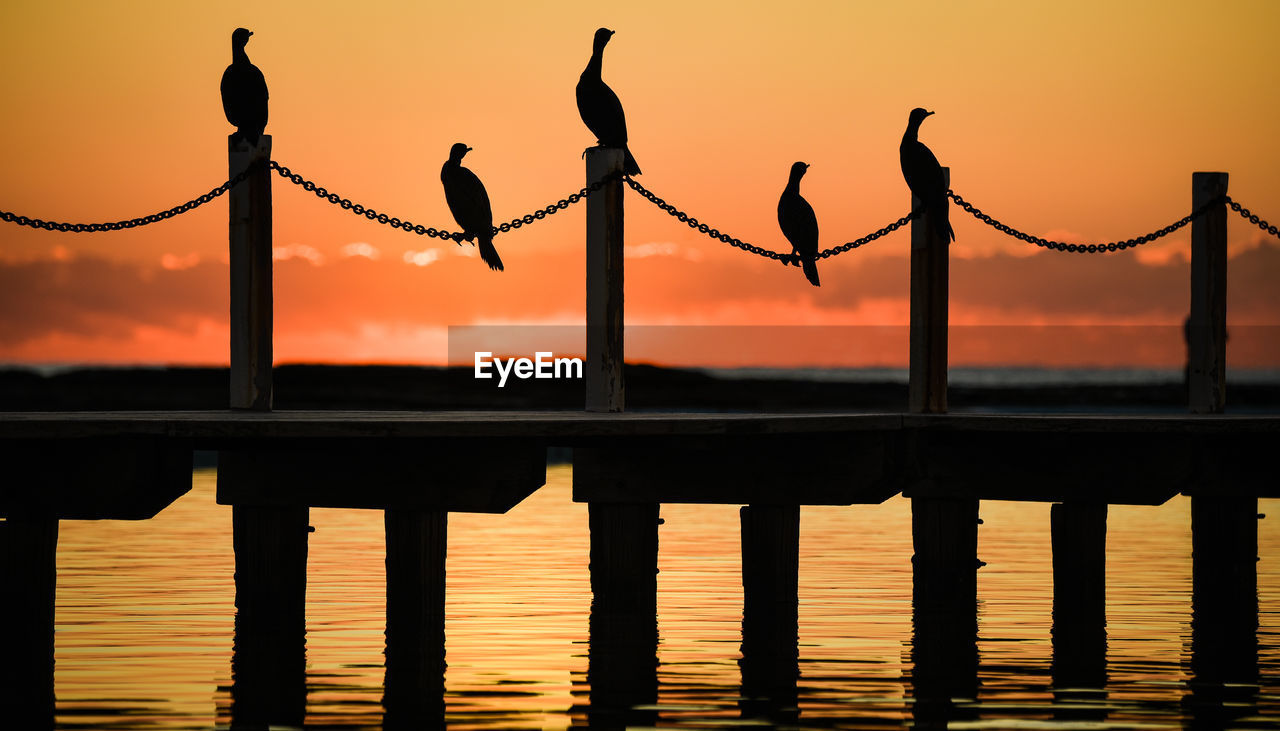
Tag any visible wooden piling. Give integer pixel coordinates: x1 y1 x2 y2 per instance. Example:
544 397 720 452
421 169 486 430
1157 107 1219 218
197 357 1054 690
587 503 659 728
0 517 58 726
739 505 800 719
1186 171 1257 711
229 134 273 412
1050 502 1107 691
585 146 625 414
230 504 309 727
908 166 977 630
227 133 310 727
383 510 447 725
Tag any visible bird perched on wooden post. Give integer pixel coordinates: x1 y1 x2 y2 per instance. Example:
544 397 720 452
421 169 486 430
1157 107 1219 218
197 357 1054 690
441 143 503 272
900 108 954 242
576 28 641 175
220 28 268 145
778 162 821 287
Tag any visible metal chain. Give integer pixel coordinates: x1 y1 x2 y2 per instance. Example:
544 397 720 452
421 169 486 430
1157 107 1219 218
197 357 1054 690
269 161 461 241
625 176 913 263
1225 196 1279 238
947 190 1222 253
270 160 616 241
494 172 620 234
0 163 260 234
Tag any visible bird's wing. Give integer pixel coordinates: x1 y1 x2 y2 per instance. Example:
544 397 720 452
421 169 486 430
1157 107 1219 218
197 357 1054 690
247 64 269 126
576 77 628 146
905 142 947 200
443 167 493 233
778 194 819 256
220 66 240 126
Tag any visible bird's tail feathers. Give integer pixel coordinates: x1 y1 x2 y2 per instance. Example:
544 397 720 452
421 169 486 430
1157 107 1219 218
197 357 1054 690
478 236 504 272
935 198 956 242
802 257 820 287
623 147 641 176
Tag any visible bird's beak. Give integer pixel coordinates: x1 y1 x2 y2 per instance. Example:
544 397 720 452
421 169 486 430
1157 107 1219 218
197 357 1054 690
466 147 473 153
247 31 254 36
925 110 934 117
606 29 615 36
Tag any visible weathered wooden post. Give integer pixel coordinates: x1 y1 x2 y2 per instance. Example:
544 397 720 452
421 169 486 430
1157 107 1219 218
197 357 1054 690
907 167 979 723
585 147 625 414
0 517 58 726
1187 172 1258 715
229 135 273 412
582 146 660 727
227 134 309 728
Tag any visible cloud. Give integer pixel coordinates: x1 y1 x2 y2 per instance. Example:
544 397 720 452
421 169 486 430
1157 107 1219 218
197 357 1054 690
341 242 381 260
0 242 1276 364
403 249 441 267
624 242 704 261
160 252 202 270
273 243 326 265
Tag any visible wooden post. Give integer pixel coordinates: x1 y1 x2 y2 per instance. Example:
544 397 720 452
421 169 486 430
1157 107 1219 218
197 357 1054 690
909 167 949 414
739 505 800 722
229 134 273 412
230 505 309 728
1050 503 1107 692
0 517 58 726
1189 172 1228 415
227 133 309 728
907 167 978 706
383 510 447 726
585 146 625 413
1186 171 1257 719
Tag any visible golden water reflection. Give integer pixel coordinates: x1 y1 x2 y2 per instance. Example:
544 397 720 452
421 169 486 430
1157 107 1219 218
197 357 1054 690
50 466 1280 728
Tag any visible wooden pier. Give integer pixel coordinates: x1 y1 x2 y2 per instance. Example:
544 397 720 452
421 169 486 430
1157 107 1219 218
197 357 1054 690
0 146 1271 727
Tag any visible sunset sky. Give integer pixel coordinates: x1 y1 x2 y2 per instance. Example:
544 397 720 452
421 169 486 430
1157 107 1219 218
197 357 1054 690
1 0 1277 367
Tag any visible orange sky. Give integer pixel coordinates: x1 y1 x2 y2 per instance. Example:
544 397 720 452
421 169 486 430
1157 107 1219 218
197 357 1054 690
1 0 1278 367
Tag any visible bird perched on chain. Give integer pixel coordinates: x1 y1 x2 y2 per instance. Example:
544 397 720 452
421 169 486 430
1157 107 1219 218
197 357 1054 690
441 143 503 271
778 162 820 287
576 27 641 175
900 108 954 242
220 28 268 146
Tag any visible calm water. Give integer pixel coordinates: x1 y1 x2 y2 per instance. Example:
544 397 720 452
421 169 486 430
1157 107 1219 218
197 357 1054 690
51 466 1280 729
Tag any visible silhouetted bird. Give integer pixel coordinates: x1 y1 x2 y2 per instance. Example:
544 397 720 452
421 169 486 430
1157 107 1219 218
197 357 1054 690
220 28 268 146
441 143 503 272
576 28 641 175
900 108 954 242
778 162 820 287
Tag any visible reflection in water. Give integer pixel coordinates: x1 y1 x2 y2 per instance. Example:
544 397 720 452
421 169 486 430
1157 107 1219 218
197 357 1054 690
44 468 1280 728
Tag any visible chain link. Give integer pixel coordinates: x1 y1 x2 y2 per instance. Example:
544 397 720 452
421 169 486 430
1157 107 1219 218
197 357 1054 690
493 171 620 234
269 161 461 241
625 176 913 264
270 160 616 241
0 163 260 234
1225 196 1280 238
947 190 1225 253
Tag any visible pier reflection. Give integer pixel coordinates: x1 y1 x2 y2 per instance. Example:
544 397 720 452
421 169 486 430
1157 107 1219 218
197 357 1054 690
1186 496 1260 728
909 609 978 728
582 610 659 729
